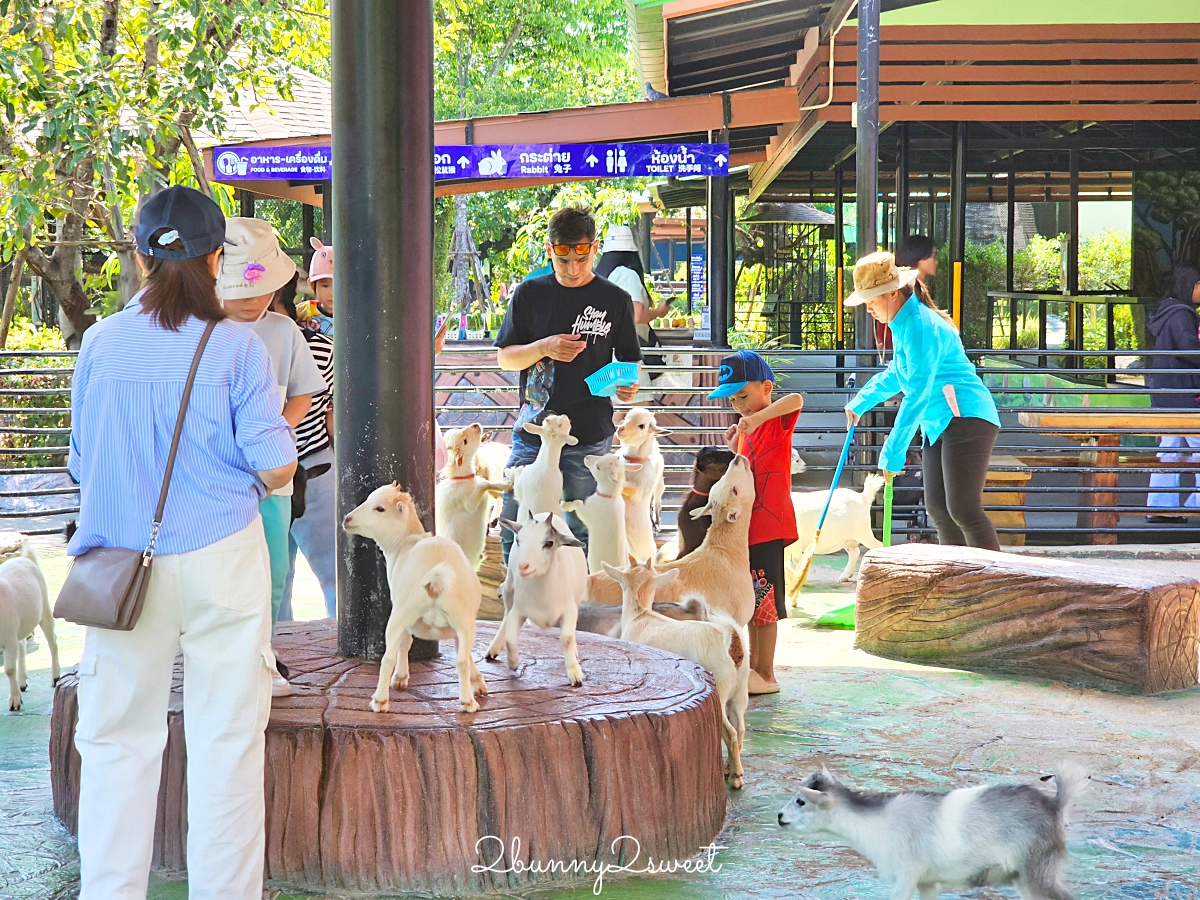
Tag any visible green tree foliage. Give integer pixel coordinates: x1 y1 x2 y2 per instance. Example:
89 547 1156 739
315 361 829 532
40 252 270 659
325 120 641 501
0 0 316 342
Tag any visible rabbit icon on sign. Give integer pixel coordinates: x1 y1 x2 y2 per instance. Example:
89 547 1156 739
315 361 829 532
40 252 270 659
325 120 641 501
478 150 508 176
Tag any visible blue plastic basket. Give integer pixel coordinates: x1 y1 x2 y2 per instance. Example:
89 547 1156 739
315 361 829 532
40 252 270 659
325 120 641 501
585 361 639 397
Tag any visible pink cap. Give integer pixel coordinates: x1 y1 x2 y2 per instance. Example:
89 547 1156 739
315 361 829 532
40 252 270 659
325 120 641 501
308 236 333 283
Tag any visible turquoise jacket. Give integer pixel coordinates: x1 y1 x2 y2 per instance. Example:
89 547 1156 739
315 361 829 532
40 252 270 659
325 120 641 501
847 295 999 473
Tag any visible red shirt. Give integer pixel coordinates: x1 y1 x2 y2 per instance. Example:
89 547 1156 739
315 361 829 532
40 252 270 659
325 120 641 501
743 409 800 547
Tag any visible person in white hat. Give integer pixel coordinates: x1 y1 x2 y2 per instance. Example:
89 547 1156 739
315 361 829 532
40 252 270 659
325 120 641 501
219 218 327 695
596 224 671 339
843 250 1001 551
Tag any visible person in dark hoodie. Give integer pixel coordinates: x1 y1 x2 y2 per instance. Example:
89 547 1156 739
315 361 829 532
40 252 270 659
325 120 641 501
1146 265 1200 522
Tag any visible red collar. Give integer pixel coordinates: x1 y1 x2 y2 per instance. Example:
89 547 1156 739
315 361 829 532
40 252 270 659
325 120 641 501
690 488 709 498
448 473 476 481
594 491 613 499
624 455 649 463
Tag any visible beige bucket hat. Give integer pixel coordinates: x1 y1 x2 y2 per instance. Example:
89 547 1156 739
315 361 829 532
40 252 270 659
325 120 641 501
844 250 919 307
217 217 297 301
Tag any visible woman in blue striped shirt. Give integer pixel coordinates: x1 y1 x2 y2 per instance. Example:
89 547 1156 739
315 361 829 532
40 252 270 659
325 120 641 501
68 186 297 900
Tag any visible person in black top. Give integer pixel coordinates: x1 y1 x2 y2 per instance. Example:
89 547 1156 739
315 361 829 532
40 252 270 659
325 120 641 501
495 207 642 559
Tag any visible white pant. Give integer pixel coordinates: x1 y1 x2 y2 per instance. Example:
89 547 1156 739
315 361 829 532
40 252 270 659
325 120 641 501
74 519 273 900
1148 435 1200 510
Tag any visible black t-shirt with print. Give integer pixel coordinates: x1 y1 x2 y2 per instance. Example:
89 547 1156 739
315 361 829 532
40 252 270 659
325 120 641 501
495 273 642 445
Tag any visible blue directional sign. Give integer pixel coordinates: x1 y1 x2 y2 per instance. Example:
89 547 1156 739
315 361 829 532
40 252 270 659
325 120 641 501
212 142 729 181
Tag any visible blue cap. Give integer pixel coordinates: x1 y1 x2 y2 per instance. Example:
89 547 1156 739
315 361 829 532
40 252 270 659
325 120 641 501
707 349 774 399
135 186 226 261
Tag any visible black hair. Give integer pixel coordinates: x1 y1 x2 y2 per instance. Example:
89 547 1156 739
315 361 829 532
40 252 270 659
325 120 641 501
1168 265 1200 303
594 249 645 281
901 278 955 329
273 271 300 320
547 207 596 245
896 235 936 269
139 228 225 331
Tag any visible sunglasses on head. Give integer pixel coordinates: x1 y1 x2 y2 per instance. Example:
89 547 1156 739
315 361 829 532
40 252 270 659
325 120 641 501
550 242 594 258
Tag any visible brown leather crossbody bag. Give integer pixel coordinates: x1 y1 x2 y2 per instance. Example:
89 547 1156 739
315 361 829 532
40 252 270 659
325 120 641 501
54 321 217 631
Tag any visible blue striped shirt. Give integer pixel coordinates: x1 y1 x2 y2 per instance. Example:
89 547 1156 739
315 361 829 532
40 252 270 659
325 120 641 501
67 301 297 556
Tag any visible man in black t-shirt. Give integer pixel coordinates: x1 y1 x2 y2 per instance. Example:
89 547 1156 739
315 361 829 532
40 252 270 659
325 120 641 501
495 207 643 559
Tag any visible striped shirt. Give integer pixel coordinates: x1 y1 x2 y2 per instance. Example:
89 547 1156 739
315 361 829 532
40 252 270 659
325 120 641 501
67 301 297 557
295 329 333 458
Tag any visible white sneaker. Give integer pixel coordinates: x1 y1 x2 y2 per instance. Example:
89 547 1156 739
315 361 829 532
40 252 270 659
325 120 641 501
271 669 293 698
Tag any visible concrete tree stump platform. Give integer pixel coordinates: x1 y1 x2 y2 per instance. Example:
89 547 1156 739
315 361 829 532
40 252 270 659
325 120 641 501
855 545 1200 694
48 620 726 895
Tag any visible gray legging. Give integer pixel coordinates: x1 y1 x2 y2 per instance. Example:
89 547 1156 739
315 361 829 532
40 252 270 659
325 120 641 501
922 416 1001 551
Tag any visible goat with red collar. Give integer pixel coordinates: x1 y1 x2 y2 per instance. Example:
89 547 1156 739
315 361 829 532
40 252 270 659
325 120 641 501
435 423 511 569
563 451 640 574
615 407 669 560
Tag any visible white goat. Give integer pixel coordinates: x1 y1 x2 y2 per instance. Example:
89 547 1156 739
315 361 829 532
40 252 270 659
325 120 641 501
511 414 577 523
587 455 757 626
562 452 639 575
786 473 885 600
343 483 487 713
435 423 509 569
487 513 588 686
474 433 512 525
615 407 669 560
606 559 749 788
0 540 59 712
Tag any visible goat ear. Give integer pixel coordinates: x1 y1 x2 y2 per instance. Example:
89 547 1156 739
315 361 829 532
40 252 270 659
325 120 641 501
651 425 672 436
583 454 601 467
601 561 623 581
523 421 544 436
497 518 521 535
564 434 579 446
623 461 643 472
689 499 714 520
653 569 679 589
797 786 834 810
556 532 585 550
725 506 741 523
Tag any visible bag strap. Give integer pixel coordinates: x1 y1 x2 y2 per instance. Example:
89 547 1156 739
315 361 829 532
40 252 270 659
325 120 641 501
144 320 217 560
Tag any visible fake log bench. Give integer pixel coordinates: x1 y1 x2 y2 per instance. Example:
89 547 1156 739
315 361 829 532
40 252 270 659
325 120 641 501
855 545 1200 695
49 620 727 895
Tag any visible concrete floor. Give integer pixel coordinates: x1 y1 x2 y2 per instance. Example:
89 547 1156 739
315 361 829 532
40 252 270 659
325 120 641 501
2 548 1199 899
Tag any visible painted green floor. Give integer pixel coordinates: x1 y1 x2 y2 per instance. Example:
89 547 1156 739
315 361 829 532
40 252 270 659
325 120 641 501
3 551 1199 899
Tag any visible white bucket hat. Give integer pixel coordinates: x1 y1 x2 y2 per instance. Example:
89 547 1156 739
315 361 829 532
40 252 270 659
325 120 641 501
217 217 297 301
844 250 919 307
601 225 639 253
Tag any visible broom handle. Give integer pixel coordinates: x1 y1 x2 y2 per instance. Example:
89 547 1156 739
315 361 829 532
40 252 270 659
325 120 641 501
813 424 856 535
882 474 894 547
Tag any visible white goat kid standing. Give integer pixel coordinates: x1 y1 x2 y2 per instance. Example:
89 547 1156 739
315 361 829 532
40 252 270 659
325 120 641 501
343 483 487 713
615 408 669 561
777 764 1089 900
510 414 577 523
487 513 589 686
786 473 885 599
0 540 59 712
435 423 510 569
561 452 640 575
474 433 512 526
605 559 749 788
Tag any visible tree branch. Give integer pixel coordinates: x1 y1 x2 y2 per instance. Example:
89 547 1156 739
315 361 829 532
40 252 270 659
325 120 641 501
100 0 119 57
484 13 525 83
179 125 212 198
143 0 161 74
0 253 25 349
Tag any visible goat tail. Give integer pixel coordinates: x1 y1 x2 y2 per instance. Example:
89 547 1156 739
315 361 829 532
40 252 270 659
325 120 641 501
1049 761 1090 824
15 539 38 564
422 563 452 600
861 473 886 504
678 596 710 620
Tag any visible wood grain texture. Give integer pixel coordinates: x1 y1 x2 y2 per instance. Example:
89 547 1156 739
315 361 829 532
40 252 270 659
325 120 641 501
50 620 727 894
855 545 1200 695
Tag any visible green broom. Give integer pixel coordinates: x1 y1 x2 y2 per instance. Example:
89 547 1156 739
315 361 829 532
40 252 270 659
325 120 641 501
792 424 856 594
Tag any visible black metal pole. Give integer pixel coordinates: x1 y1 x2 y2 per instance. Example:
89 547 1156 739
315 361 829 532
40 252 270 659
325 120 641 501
949 121 967 330
835 165 845 354
1007 155 1017 351
708 161 733 347
1068 149 1081 368
896 123 910 244
854 0 879 350
332 0 437 662
240 189 255 218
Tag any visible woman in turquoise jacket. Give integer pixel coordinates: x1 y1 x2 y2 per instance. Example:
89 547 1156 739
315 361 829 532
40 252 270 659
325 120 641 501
844 251 1001 550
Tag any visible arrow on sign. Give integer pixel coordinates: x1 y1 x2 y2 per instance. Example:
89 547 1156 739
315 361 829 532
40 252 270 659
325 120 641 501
585 154 599 167
715 154 727 165
457 156 470 168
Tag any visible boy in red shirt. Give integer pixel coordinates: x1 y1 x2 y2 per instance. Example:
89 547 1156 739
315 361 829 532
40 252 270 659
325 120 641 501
709 350 803 695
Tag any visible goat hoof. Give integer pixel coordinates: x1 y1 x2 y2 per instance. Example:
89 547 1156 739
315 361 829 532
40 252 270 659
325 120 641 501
8 701 18 712
391 675 409 690
568 673 584 687
460 698 479 713
369 697 390 714
20 684 27 692
474 680 488 696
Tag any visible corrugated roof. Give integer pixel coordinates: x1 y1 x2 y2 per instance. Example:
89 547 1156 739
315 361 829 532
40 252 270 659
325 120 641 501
741 202 835 224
